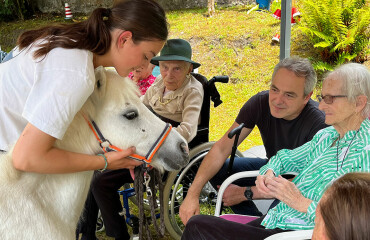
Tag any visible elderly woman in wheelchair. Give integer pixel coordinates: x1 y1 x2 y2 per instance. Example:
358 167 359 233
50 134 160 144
142 38 204 143
182 63 370 240
77 39 205 240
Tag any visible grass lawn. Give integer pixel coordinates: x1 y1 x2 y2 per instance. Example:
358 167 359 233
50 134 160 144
1 4 368 240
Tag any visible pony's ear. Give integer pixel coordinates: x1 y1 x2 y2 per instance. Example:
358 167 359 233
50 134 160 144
92 66 107 104
94 66 107 91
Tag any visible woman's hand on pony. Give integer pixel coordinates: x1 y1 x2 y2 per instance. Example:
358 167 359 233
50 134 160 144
104 147 143 170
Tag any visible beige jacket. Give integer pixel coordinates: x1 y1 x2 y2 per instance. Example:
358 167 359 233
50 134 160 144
141 74 204 142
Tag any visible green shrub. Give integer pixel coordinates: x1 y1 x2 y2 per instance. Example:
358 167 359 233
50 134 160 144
299 0 370 72
270 0 281 14
0 0 37 21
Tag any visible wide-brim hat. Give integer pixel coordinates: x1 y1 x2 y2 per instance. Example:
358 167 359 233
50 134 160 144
150 39 201 69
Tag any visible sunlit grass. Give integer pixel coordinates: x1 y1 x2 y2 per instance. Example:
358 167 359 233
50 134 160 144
164 6 286 151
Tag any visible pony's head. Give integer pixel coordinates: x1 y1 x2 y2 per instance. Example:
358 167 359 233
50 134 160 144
79 67 189 171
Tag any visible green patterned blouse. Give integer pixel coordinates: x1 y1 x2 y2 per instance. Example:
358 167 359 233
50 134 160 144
259 118 370 230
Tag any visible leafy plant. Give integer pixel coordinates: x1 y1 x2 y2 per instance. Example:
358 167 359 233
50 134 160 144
299 0 370 73
0 0 37 21
270 0 281 14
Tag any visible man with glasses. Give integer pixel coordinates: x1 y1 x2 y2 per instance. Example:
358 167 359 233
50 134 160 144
180 57 328 223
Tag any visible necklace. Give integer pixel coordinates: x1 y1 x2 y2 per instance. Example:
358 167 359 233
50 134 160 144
158 87 174 105
158 96 173 105
336 129 360 171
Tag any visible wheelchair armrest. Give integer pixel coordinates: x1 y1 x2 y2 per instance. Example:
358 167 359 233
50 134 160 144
214 170 260 216
264 230 313 240
214 170 299 217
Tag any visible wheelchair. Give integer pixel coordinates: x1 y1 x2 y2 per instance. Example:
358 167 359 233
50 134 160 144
98 73 245 239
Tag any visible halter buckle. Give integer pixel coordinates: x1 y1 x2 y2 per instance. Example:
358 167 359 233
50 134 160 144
99 140 112 149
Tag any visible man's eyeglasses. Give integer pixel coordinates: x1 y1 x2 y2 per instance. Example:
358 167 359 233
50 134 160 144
316 94 347 104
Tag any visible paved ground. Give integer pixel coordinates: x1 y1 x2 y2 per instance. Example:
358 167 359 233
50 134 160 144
243 145 266 159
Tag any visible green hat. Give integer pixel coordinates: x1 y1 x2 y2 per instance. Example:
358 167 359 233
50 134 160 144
150 39 201 69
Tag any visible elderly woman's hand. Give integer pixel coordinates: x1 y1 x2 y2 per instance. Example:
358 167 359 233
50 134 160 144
255 170 276 198
265 175 312 213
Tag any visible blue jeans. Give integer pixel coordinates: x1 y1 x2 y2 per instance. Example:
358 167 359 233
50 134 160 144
210 157 268 216
0 49 13 63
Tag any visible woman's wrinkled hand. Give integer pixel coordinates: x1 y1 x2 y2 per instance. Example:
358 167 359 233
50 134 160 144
255 170 275 198
265 175 311 212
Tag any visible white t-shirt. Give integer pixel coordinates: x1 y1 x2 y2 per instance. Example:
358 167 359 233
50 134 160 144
0 44 95 151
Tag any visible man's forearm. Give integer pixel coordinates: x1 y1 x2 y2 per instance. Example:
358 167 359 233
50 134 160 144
187 144 229 197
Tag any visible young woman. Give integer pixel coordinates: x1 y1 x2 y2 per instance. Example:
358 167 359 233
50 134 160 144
0 0 168 173
313 172 370 240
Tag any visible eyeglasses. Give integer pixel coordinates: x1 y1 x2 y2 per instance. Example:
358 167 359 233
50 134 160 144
316 94 347 104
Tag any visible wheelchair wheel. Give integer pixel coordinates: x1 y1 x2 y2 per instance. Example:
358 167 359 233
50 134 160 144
162 142 244 240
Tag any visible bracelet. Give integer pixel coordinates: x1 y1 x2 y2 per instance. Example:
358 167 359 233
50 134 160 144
97 153 108 172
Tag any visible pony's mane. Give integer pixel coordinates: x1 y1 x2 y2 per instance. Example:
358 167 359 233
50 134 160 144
58 67 142 154
105 68 141 102
81 67 141 118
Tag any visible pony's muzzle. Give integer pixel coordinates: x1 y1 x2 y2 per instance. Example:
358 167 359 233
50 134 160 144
171 142 189 170
180 142 189 155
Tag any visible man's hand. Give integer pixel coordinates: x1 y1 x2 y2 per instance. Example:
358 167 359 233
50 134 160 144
265 175 311 213
179 194 200 225
218 184 246 206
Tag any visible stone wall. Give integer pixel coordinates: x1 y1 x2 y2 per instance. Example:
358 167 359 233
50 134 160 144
36 0 254 14
157 0 253 11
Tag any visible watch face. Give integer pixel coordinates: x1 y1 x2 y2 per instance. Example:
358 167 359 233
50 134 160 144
244 189 253 200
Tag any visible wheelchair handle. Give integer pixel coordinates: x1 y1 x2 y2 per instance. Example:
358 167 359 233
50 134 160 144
206 75 229 108
217 123 245 215
226 123 245 177
209 76 229 85
228 123 245 139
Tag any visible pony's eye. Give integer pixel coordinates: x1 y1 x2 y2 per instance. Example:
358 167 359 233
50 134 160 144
123 111 138 120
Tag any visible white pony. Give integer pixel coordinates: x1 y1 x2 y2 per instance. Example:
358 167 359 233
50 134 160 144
0 67 189 240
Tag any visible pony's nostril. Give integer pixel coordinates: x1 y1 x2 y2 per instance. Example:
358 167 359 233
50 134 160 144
180 142 189 155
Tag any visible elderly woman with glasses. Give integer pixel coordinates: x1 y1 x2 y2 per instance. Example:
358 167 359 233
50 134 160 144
182 63 370 240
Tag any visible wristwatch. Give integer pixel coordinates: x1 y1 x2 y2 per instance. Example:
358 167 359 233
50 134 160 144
244 187 253 201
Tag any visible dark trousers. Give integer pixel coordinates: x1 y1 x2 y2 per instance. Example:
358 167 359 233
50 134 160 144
77 169 133 240
209 157 269 216
181 215 291 240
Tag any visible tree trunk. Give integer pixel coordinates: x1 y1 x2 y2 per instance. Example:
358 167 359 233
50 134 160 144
208 0 215 16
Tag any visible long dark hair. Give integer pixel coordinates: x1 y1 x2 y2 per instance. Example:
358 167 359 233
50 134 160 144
17 0 169 58
320 172 370 240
